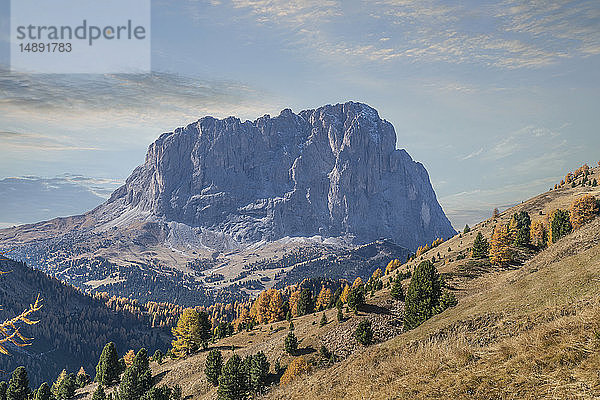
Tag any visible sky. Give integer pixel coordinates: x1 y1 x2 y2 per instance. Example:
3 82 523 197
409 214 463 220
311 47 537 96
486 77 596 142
1 0 599 229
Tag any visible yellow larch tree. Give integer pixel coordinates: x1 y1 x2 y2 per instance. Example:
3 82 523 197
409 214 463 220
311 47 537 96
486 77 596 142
123 349 135 367
371 268 382 281
490 224 511 267
0 251 42 356
385 259 401 274
570 195 599 229
315 287 332 310
508 216 519 242
171 308 211 357
530 220 548 248
266 289 285 323
288 291 301 318
280 356 311 385
250 289 285 324
339 285 350 304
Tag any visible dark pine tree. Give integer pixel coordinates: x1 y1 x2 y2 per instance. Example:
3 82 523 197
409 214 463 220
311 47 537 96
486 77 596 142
434 291 458 314
512 211 531 246
6 367 29 400
551 209 572 243
119 348 152 400
239 356 252 395
96 342 120 386
140 386 173 400
249 352 269 393
296 288 314 316
204 350 223 387
347 286 365 313
403 261 442 330
56 374 76 400
0 381 7 400
284 331 298 355
217 355 244 400
471 232 489 259
390 279 404 301
354 320 374 346
34 383 51 400
91 385 106 400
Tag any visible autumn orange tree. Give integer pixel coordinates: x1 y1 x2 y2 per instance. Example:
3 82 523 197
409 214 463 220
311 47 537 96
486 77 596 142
123 349 135 367
280 356 310 385
339 284 350 304
0 294 42 355
371 268 382 281
233 308 255 332
569 195 599 229
489 224 511 267
508 217 519 242
250 289 285 324
415 244 430 257
530 220 548 248
352 277 363 288
288 291 300 318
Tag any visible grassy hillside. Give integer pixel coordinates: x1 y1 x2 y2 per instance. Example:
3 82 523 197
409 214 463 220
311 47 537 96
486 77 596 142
76 164 600 399
266 216 600 399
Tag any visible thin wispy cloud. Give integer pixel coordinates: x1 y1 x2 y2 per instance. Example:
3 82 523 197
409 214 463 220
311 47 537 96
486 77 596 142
231 0 341 25
226 0 600 69
456 125 566 164
487 125 562 161
461 147 483 161
0 68 280 129
0 130 99 152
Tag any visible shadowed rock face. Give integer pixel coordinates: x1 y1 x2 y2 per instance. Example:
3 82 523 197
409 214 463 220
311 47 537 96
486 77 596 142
105 101 455 250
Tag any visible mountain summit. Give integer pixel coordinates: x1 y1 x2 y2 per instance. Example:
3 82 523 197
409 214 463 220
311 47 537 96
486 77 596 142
101 101 454 249
0 102 454 305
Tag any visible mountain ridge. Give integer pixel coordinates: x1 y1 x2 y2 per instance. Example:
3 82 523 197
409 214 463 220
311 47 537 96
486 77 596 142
94 101 454 249
0 256 170 386
0 101 452 305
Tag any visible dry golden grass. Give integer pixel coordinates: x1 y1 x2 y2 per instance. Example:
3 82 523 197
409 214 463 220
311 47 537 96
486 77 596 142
75 167 600 400
264 217 600 400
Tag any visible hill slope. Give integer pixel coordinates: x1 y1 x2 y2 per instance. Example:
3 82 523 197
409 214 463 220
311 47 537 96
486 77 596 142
266 215 600 399
0 257 170 386
103 165 600 400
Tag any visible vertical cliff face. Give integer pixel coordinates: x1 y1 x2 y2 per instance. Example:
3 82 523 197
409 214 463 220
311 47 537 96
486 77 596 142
105 102 455 250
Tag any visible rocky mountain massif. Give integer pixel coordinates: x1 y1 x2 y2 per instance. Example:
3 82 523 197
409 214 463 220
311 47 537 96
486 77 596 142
103 101 454 248
0 102 454 304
